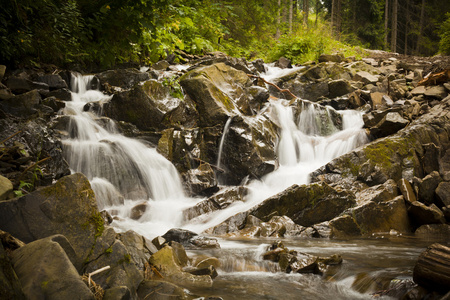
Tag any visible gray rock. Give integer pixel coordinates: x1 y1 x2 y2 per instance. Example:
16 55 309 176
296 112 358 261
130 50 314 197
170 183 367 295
328 79 355 98
6 76 49 94
415 224 450 236
152 60 170 70
418 171 442 205
251 59 266 73
0 89 41 117
103 286 131 300
319 54 344 63
329 215 362 238
354 71 379 85
251 182 356 227
41 88 72 101
275 57 292 69
424 86 447 99
369 112 409 138
0 173 101 261
137 280 188 300
408 202 445 226
37 74 68 90
95 68 150 90
0 175 13 201
411 85 426 96
436 182 450 207
398 178 417 204
183 163 217 196
12 235 94 300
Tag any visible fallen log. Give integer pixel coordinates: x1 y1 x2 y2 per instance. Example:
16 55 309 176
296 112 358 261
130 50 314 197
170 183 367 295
413 243 450 293
418 69 450 86
247 74 298 100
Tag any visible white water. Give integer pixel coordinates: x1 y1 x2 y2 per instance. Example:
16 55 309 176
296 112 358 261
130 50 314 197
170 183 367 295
216 116 233 169
63 70 367 239
63 73 193 237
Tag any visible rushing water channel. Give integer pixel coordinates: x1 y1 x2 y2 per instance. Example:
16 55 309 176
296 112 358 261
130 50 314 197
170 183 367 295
62 67 447 299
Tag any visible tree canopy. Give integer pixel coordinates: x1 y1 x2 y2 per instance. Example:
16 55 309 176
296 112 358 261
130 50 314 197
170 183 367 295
1 0 448 69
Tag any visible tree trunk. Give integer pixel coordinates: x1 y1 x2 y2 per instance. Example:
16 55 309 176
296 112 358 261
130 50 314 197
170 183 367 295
303 0 309 27
413 243 450 292
289 0 293 33
416 0 425 54
315 0 319 26
404 0 409 55
276 0 282 39
385 0 389 48
391 0 398 52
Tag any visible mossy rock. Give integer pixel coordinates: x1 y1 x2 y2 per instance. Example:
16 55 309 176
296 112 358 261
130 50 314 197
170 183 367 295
250 181 356 227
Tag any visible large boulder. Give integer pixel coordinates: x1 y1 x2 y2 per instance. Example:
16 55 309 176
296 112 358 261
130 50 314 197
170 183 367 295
11 235 94 300
0 173 101 261
0 90 41 117
37 74 68 90
180 63 252 127
250 181 356 227
219 114 278 184
5 76 49 94
0 175 13 200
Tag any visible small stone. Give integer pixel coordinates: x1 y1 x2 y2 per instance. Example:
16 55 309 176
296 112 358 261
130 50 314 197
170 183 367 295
424 86 447 100
411 85 426 96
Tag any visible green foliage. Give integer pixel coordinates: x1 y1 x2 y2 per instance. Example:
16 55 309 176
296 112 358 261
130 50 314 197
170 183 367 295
13 181 33 197
439 13 450 55
162 76 184 99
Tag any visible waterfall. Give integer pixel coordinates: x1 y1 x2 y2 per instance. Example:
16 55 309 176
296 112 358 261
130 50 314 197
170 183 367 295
186 100 368 233
63 71 367 239
216 117 233 169
63 73 192 237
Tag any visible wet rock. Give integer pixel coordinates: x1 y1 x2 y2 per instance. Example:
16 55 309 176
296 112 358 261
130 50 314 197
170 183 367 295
329 215 362 238
415 224 450 237
41 88 72 101
95 69 150 90
149 246 213 288
398 178 417 204
424 86 447 100
42 96 66 112
421 143 440 175
183 163 217 196
351 272 392 294
275 57 292 69
103 286 131 300
220 115 277 185
168 241 189 267
0 173 101 261
162 228 219 249
436 182 450 207
290 81 329 102
6 76 49 94
0 175 13 200
328 79 355 98
352 196 411 235
408 202 445 226
37 74 68 90
152 60 170 70
369 112 409 139
206 211 249 235
418 171 442 205
0 89 41 117
103 85 164 131
11 235 94 300
0 82 13 100
184 265 218 279
137 280 189 300
413 243 450 293
251 59 266 73
251 181 356 227
180 63 251 126
119 230 153 269
152 236 166 250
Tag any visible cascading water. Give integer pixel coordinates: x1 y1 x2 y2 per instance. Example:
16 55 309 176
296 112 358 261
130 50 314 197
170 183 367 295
186 99 368 233
216 116 233 170
63 73 192 237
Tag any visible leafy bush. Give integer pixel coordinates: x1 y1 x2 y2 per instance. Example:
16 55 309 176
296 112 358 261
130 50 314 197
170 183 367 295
439 13 450 55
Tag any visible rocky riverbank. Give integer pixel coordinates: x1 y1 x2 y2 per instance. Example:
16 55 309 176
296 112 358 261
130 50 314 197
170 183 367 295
0 51 450 299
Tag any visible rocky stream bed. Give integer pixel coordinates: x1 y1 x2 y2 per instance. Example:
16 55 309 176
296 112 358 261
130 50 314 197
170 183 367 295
0 51 450 299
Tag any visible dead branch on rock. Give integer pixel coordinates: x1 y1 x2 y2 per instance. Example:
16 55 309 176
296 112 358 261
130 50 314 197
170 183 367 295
418 69 450 86
15 156 51 184
247 74 298 100
0 131 22 145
